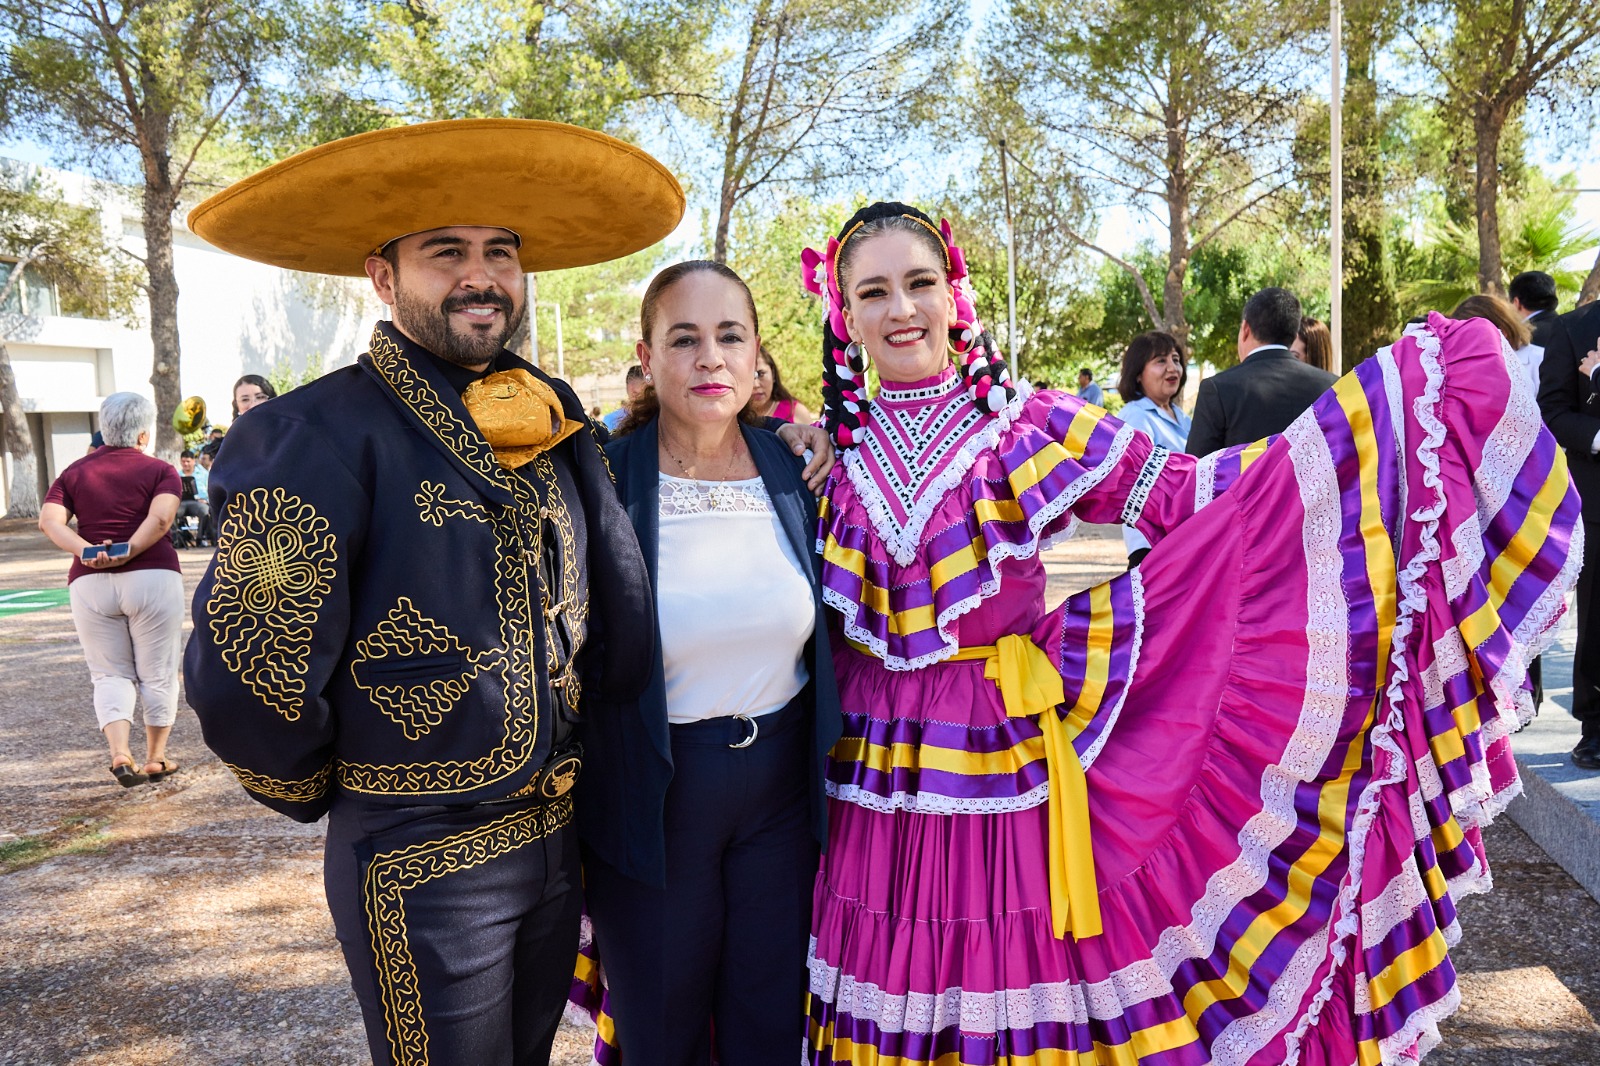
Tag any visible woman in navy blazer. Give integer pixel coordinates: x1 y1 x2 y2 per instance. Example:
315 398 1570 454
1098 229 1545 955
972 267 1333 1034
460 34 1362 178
575 260 843 1065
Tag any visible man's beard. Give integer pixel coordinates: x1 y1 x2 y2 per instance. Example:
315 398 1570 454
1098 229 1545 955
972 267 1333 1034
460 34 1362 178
394 285 525 368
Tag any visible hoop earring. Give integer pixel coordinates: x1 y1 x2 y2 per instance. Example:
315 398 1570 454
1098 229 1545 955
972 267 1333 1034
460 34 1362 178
949 320 976 356
843 341 867 372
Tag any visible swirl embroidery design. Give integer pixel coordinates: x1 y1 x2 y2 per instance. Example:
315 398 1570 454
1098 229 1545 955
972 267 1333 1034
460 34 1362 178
365 797 573 1066
351 597 506 740
415 481 490 526
208 487 338 721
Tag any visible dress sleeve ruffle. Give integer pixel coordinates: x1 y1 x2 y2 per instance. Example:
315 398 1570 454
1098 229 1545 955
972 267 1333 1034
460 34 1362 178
818 388 1229 670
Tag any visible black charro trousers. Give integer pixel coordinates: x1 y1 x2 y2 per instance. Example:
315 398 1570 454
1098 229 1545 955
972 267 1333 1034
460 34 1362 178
324 792 581 1066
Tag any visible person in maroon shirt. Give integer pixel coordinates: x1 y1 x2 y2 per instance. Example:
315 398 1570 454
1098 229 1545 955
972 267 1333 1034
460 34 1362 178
38 392 184 787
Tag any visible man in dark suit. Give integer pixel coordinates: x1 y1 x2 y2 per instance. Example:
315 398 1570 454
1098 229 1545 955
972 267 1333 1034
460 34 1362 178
1510 270 1560 351
1537 299 1600 771
1185 287 1337 455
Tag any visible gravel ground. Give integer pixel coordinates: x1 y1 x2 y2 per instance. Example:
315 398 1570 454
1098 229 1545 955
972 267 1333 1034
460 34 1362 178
2 520 1596 1065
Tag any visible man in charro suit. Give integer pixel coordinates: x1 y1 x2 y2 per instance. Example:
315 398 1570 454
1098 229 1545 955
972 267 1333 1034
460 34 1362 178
1537 293 1600 771
182 120 679 1066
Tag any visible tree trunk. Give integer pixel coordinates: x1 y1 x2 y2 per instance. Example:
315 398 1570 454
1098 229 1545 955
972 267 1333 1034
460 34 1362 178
0 337 40 517
1579 246 1600 307
142 167 183 461
1339 3 1397 372
1473 102 1507 297
713 166 737 265
511 272 536 359
713 0 770 264
1162 96 1192 346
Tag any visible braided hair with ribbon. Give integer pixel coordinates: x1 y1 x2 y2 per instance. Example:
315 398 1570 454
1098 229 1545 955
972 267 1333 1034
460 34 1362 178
801 201 1023 448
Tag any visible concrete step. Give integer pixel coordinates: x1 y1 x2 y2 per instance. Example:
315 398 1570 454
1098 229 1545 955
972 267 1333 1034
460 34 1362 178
1507 629 1600 904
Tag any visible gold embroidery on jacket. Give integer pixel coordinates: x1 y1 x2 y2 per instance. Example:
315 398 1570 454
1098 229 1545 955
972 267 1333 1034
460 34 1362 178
524 454 586 715
414 481 490 526
208 487 338 721
339 330 592 796
368 330 506 491
351 597 508 740
363 797 573 1066
224 760 333 804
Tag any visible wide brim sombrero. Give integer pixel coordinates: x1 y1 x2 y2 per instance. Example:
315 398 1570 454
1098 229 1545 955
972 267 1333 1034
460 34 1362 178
187 119 684 276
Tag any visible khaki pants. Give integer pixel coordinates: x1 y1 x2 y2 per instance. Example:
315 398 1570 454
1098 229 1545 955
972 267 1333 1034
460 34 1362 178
68 569 185 730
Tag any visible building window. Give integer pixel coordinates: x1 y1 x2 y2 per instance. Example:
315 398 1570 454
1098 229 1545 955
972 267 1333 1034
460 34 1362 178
0 260 62 318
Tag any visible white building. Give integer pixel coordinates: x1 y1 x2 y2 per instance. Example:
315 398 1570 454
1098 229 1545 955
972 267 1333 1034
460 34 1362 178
1 160 381 512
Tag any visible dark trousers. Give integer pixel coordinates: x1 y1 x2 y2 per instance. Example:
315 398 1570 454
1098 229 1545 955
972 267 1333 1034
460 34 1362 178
324 791 581 1066
1574 518 1600 733
174 499 212 544
584 699 817 1066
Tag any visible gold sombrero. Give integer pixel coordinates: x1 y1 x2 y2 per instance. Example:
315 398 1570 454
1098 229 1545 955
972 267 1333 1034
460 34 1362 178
187 119 684 276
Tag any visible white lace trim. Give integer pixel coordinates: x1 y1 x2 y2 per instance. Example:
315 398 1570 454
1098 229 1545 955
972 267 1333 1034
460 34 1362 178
1441 352 1540 601
831 421 1138 673
1376 345 1410 506
824 573 1138 824
808 936 1173 1032
1053 412 1354 1053
1194 450 1222 510
843 389 1029 567
1121 446 1169 528
1361 865 1435 950
1155 409 1354 1066
658 474 773 515
1284 321 1449 1066
877 373 965 404
1212 917 1336 1064
1077 569 1143 771
1377 982 1461 1065
825 779 1050 816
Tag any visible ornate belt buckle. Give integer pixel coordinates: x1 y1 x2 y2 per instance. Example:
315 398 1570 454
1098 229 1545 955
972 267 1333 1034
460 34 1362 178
538 752 582 798
728 714 759 749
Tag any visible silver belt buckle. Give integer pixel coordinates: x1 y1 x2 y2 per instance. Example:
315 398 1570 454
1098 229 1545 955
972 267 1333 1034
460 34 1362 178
728 713 759 749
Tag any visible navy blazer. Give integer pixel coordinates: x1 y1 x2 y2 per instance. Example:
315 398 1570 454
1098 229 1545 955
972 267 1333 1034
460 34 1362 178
576 417 843 886
1538 301 1600 522
1185 346 1338 455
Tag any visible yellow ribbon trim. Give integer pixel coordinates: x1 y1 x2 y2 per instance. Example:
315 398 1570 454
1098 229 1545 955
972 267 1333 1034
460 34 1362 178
461 368 582 470
851 635 1102 939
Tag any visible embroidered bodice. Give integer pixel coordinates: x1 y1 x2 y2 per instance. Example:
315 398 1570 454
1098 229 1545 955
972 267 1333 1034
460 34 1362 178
819 372 1206 672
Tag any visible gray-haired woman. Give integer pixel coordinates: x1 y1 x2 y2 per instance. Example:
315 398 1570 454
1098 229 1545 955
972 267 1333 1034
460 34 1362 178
39 392 185 787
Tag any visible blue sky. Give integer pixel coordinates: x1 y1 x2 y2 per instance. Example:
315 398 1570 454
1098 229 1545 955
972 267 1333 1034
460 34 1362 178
7 0 1599 270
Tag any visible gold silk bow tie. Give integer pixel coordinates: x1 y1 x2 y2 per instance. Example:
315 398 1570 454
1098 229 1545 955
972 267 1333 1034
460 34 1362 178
461 369 582 470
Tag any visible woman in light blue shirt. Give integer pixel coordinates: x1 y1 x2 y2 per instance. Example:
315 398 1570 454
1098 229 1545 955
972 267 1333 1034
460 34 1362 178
1115 331 1192 567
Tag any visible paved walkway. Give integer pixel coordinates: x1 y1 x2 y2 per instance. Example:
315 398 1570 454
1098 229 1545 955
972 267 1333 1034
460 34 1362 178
1 523 1597 1064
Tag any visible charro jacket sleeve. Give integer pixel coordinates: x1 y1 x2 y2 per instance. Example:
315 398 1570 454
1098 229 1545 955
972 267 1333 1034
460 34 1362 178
1185 377 1225 456
183 409 369 822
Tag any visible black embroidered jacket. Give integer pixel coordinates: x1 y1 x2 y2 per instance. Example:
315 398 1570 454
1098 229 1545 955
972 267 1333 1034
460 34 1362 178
184 322 654 821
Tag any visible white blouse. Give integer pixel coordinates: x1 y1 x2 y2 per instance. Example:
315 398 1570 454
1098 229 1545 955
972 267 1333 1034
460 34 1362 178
656 474 814 724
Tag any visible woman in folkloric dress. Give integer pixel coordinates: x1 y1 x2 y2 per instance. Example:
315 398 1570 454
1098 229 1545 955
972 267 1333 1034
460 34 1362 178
800 200 1578 1065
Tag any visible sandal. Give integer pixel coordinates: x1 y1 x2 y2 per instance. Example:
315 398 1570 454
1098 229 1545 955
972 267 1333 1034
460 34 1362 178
145 759 181 783
110 757 148 788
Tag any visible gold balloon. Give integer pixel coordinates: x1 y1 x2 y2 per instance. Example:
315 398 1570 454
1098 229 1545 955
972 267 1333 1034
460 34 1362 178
172 396 207 435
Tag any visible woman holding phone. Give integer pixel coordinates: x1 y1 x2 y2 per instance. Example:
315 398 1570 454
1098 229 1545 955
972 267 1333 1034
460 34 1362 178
39 392 185 787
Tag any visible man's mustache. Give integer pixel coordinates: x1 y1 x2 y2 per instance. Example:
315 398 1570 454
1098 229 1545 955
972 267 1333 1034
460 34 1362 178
443 291 514 315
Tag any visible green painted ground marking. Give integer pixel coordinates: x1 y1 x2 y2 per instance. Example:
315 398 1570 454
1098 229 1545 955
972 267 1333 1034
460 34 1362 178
0 588 72 618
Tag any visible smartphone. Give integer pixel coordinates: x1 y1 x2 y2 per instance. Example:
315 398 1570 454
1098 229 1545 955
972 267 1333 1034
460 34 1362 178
81 542 131 562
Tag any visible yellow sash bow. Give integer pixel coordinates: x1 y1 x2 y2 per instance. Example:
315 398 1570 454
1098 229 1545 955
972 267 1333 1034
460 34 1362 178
461 369 582 470
853 634 1102 940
